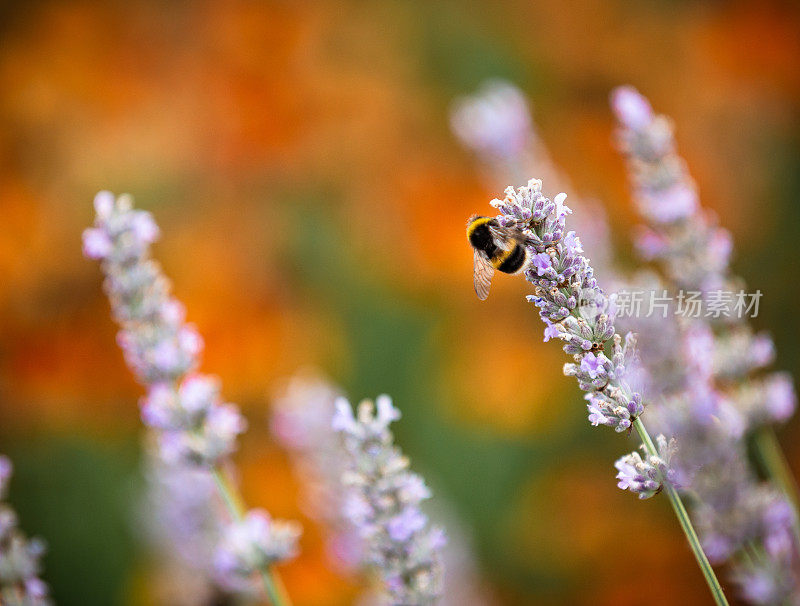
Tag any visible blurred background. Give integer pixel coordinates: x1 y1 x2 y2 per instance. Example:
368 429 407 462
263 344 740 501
1 1 799 604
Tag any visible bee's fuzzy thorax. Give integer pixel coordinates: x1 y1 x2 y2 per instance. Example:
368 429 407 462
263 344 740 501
466 217 498 257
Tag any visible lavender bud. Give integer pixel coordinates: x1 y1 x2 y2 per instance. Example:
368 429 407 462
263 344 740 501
614 435 675 500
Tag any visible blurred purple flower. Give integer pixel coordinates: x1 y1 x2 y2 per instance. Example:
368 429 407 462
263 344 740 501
612 86 800 604
610 86 653 130
84 191 300 599
0 455 51 605
334 395 445 604
214 510 300 590
450 80 532 160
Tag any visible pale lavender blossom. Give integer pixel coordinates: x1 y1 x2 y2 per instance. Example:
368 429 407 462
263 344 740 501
0 458 10 499
542 322 561 343
611 85 796 423
712 328 777 383
585 391 643 433
618 285 797 598
142 456 220 567
84 191 300 598
612 86 800 603
615 435 676 499
450 80 532 162
456 83 800 603
333 395 445 604
271 374 497 606
634 327 794 582
485 179 737 602
733 565 795 606
579 352 606 380
82 228 113 258
83 191 248 467
0 456 51 606
214 510 301 591
610 86 653 130
529 252 553 278
730 373 797 426
488 179 668 501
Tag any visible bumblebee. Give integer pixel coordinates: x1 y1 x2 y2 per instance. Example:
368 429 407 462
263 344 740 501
466 215 529 300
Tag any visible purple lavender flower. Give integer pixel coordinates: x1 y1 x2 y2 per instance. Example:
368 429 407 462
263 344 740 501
563 231 583 255
612 87 800 604
82 228 113 259
333 395 445 604
610 86 653 130
733 566 793 606
492 180 718 502
387 507 427 543
585 391 643 433
0 456 51 606
530 252 554 276
614 435 675 499
0 458 10 499
484 179 732 603
765 374 797 423
579 352 606 380
84 191 299 602
214 510 301 591
729 372 797 427
271 374 497 606
83 191 251 467
712 329 776 383
542 322 562 343
450 80 533 161
724 488 798 604
611 88 796 431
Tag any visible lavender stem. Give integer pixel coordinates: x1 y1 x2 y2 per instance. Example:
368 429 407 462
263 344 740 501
633 417 729 605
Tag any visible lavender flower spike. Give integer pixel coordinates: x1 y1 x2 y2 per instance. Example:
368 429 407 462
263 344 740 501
611 85 798 429
84 191 298 604
615 435 676 499
333 395 445 605
484 179 728 604
272 374 497 605
612 87 800 603
0 455 51 606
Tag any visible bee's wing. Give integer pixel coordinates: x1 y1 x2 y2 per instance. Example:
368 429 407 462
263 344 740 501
489 223 531 246
473 249 495 301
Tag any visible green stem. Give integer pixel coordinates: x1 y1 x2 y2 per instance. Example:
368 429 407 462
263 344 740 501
753 426 800 550
632 418 729 606
211 468 290 606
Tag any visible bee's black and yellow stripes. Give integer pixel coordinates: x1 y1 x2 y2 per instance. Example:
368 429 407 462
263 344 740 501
494 242 526 273
467 216 527 275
